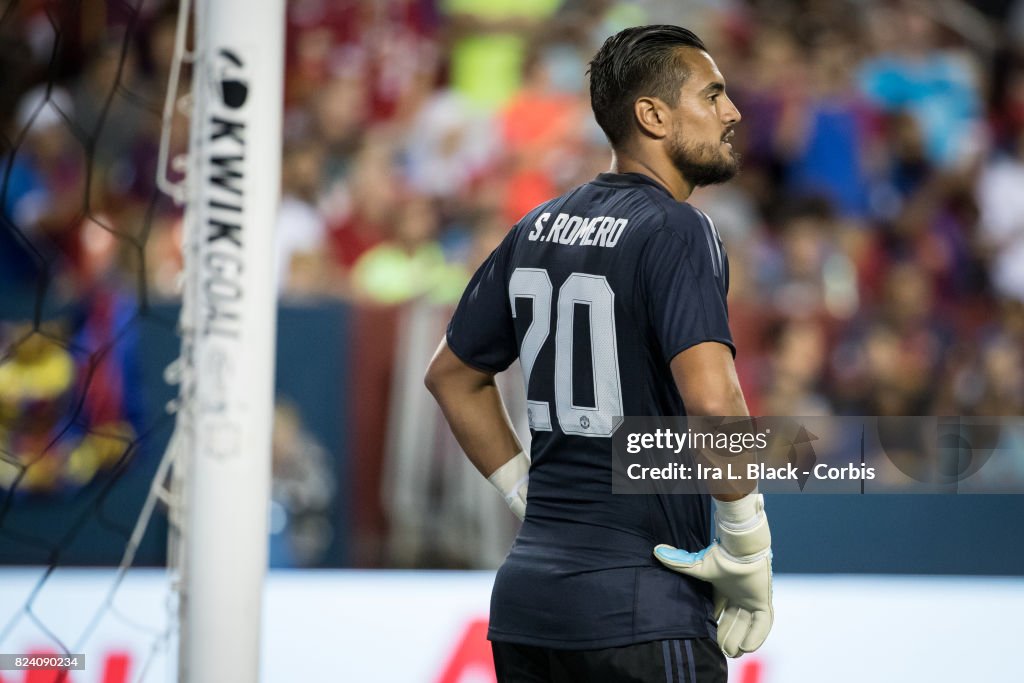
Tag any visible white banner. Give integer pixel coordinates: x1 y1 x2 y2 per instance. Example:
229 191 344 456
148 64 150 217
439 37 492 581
0 569 1021 682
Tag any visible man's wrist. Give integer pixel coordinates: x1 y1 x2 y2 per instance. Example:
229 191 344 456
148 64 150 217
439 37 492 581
488 451 530 520
715 490 763 530
487 451 529 491
714 491 770 557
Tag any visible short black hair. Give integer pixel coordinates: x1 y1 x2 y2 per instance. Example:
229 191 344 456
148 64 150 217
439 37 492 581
588 25 707 148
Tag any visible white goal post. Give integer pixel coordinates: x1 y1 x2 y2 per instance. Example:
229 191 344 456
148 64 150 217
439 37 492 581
176 0 285 681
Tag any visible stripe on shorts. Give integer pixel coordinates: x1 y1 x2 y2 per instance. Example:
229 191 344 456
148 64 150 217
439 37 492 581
673 639 686 683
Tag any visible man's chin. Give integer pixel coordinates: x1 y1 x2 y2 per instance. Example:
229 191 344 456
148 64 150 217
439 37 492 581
669 145 741 187
693 158 740 187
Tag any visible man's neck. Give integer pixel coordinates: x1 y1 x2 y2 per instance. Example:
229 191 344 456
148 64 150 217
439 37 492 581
610 150 694 202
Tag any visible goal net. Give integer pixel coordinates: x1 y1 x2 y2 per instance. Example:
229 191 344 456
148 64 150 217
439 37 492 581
0 1 284 680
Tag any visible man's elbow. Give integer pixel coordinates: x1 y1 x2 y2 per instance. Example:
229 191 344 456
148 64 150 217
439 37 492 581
424 358 444 398
424 347 465 399
425 340 494 401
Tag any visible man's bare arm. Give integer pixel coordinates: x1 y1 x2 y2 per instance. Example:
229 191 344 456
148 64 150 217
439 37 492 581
670 341 749 501
424 339 523 477
425 339 529 519
658 340 773 658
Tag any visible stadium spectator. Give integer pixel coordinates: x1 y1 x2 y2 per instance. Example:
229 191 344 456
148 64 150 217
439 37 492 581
759 318 833 416
351 195 467 304
858 5 984 167
0 322 76 493
269 399 335 568
776 34 873 218
8 86 85 276
70 35 144 169
498 45 590 222
403 73 500 201
757 200 859 320
442 0 565 110
325 131 395 273
977 123 1024 302
275 137 330 297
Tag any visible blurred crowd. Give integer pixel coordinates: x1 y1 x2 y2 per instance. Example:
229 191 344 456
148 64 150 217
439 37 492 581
2 0 1024 504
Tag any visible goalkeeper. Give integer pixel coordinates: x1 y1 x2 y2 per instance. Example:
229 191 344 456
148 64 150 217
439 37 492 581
426 24 772 682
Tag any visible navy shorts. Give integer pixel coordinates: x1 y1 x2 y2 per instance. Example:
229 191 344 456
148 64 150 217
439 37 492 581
492 638 727 683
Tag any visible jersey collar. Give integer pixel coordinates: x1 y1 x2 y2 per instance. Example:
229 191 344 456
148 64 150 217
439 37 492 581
593 172 674 199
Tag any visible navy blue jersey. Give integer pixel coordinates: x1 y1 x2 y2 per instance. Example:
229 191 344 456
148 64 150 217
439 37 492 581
447 172 734 649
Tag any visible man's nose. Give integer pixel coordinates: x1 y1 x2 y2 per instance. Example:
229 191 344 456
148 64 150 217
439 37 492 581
722 95 741 125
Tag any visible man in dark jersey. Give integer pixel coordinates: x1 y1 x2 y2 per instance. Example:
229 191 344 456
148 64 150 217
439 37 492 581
426 25 773 682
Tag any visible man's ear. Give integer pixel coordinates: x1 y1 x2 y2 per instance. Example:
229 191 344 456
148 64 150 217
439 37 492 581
634 96 669 139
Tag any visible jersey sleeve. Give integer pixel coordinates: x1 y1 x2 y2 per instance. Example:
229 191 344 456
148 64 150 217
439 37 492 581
446 232 519 373
640 211 735 363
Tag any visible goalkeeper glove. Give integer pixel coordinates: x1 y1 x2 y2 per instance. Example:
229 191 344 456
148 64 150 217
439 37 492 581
653 492 773 658
487 451 530 521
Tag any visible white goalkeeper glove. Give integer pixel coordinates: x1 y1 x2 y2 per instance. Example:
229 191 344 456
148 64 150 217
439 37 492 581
487 451 530 521
653 492 773 658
